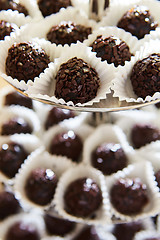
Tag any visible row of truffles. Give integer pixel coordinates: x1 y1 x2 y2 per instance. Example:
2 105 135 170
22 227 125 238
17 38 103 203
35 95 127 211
0 0 160 107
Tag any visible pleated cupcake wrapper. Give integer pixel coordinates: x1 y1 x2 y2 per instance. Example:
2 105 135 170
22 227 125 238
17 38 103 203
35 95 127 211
106 161 160 223
0 33 56 91
145 158 160 193
71 0 90 17
27 42 114 107
53 164 111 225
112 38 160 103
83 123 136 176
0 212 45 240
134 230 160 240
14 147 75 212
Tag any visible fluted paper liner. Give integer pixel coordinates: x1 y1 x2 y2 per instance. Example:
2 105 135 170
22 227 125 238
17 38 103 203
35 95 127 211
134 230 160 240
54 164 111 225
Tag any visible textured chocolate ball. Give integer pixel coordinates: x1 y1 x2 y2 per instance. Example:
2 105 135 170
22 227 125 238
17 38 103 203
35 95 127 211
38 0 72 17
0 0 28 16
44 213 76 236
47 21 92 46
110 178 149 215
1 117 32 135
49 130 83 162
55 57 100 104
64 178 102 217
5 42 50 83
130 54 160 99
73 226 100 240
5 91 33 109
0 141 28 178
91 35 131 67
131 123 160 149
112 221 144 240
0 191 20 220
155 170 160 189
45 107 75 130
5 221 40 240
117 5 158 39
0 20 17 40
25 168 58 206
91 143 128 175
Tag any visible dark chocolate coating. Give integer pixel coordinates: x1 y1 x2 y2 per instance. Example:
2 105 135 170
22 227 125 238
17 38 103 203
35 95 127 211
0 191 20 220
1 117 32 135
91 143 128 175
55 57 100 104
0 0 28 16
47 21 92 46
130 53 160 99
45 107 75 130
155 170 160 189
5 42 50 83
143 238 160 240
112 221 144 240
131 123 160 149
110 178 149 215
91 35 131 67
44 213 76 236
38 0 72 17
49 130 83 162
25 168 58 206
0 20 17 40
0 141 28 178
5 221 40 240
155 102 160 109
5 91 33 109
117 5 158 39
64 178 102 217
73 226 100 240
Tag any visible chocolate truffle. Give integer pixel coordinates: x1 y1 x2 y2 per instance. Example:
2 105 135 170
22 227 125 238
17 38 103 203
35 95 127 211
5 42 50 83
47 21 92 46
45 107 75 130
1 117 32 135
49 130 83 162
155 170 160 189
38 0 72 17
0 141 28 178
117 5 158 39
73 226 100 240
155 102 160 109
44 213 76 236
4 91 33 109
64 177 102 217
91 35 131 67
0 20 17 40
110 178 149 215
55 57 100 104
0 0 28 16
131 123 160 149
25 168 58 205
91 143 128 175
0 191 20 220
5 221 40 240
112 221 144 240
130 53 160 99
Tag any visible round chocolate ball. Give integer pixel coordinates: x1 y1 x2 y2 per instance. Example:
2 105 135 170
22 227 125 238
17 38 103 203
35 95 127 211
38 0 72 17
117 5 158 39
131 123 160 149
110 178 149 215
1 117 32 135
0 20 18 40
5 91 33 109
49 130 83 162
44 213 76 236
45 107 75 130
64 177 102 218
91 143 128 175
73 226 100 240
55 57 100 104
47 21 92 46
5 221 40 240
25 168 58 206
0 141 28 178
155 170 160 189
0 0 28 16
0 191 20 220
130 53 160 99
5 42 50 83
91 35 131 67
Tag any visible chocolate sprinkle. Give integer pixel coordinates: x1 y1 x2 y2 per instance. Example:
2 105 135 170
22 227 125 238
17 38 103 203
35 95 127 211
0 20 17 40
